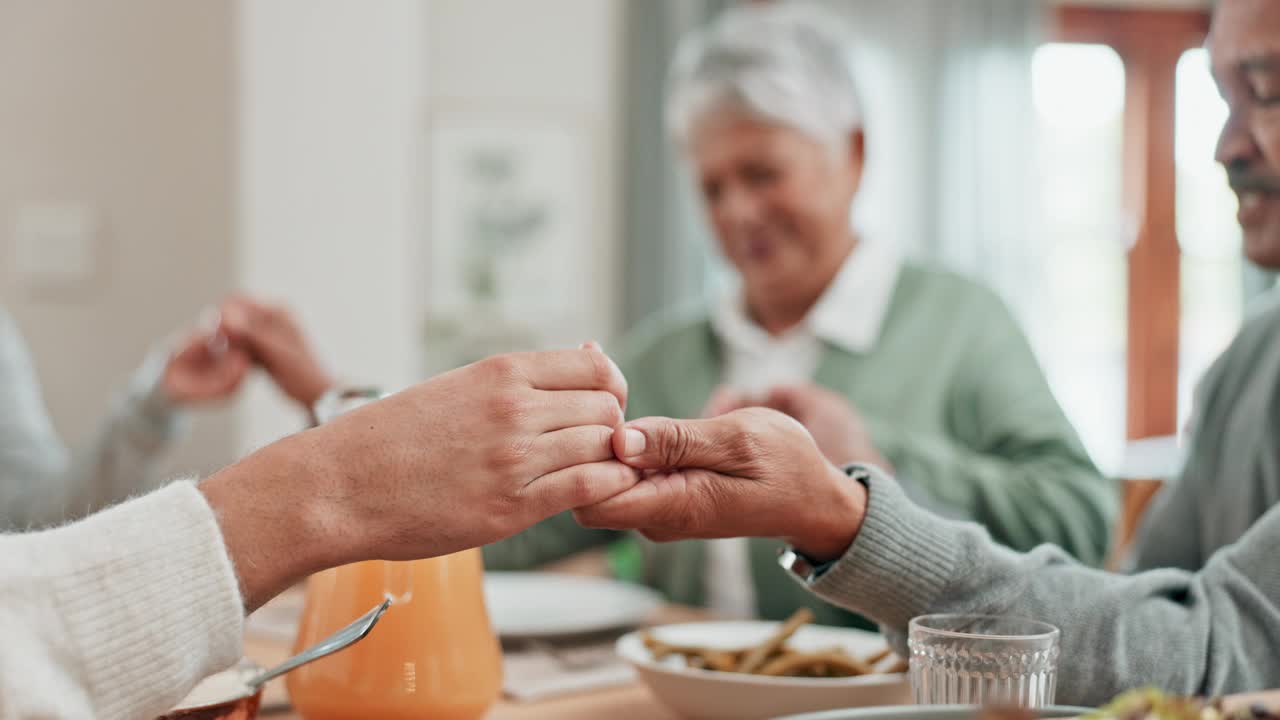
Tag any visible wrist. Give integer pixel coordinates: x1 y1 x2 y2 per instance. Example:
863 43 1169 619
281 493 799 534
296 372 337 408
199 432 347 610
786 464 867 563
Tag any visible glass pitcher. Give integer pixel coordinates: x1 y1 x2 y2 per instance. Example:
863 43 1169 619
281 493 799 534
286 550 503 720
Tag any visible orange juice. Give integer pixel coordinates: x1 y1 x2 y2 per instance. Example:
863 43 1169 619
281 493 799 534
287 550 503 720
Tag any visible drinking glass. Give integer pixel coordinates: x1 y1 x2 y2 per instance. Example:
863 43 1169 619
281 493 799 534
908 614 1060 708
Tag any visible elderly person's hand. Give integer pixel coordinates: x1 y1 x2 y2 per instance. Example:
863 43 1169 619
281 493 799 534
219 296 335 408
760 383 893 472
574 408 867 563
201 347 639 609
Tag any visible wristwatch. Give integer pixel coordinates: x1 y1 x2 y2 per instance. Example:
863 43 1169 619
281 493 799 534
777 466 872 585
310 386 385 426
777 547 829 585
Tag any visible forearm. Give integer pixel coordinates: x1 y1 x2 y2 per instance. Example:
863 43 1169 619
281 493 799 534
199 429 348 611
805 468 1280 706
1 308 183 528
70 353 186 509
0 429 75 530
872 422 1115 564
0 355 184 530
0 482 244 719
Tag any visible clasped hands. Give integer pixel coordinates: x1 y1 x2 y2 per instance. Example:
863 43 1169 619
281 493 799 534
579 389 869 567
200 345 871 610
408 345 873 568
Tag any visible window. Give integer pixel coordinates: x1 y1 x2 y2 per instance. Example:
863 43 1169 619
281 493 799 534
1176 47 1243 430
1032 43 1129 474
1036 7 1217 479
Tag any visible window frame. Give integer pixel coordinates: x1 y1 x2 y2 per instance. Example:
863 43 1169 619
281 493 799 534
1053 5 1211 442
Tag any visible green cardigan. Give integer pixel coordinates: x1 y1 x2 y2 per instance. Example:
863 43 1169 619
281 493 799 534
484 262 1117 626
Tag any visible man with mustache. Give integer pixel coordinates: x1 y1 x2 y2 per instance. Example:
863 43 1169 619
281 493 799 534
576 0 1280 706
1121 0 1280 574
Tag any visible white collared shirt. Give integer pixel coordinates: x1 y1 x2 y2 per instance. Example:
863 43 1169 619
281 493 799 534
703 236 903 618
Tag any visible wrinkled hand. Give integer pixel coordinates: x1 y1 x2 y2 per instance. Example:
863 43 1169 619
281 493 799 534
574 408 867 563
161 330 253 405
761 383 892 472
220 296 334 408
202 347 642 609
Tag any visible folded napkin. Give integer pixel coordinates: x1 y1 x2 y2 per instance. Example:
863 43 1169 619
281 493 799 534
501 637 636 702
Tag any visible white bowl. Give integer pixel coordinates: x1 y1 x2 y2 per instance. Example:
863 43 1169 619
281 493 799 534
616 621 911 720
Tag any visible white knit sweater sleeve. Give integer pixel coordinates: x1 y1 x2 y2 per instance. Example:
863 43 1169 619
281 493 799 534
0 481 245 719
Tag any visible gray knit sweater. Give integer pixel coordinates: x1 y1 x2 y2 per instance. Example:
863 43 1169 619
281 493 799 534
0 306 181 529
807 294 1280 707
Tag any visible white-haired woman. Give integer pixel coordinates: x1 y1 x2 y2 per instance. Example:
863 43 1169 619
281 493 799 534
485 3 1114 626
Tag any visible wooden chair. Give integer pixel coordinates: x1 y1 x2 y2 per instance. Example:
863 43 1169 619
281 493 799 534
1105 434 1181 570
1105 477 1166 570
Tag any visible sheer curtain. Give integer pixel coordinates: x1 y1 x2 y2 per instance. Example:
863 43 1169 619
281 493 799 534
821 0 1048 324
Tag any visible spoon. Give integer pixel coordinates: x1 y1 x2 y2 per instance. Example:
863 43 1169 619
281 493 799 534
246 598 391 689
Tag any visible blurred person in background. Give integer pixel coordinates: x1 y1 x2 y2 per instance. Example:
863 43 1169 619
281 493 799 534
0 295 333 530
486 2 1115 625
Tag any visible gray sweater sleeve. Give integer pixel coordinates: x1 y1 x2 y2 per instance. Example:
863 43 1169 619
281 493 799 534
1125 466 1203 572
0 308 182 529
804 467 1280 707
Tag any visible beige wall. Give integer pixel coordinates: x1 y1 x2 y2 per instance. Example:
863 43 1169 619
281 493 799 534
428 0 624 347
0 0 237 477
234 0 624 454
0 0 627 467
235 0 429 453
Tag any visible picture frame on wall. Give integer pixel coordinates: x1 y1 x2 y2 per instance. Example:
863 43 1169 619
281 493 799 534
423 108 595 374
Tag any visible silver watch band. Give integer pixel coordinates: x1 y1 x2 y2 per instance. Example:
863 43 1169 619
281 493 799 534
778 547 822 584
311 386 384 426
777 466 873 585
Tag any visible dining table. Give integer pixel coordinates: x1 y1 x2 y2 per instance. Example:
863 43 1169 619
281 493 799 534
245 619 1280 720
245 621 682 720
241 554 1280 719
243 547 697 719
244 635 675 712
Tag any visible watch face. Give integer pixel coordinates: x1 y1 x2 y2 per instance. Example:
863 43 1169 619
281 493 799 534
778 548 817 584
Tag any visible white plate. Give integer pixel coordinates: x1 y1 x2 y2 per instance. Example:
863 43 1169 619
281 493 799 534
777 707 1091 720
484 572 664 638
616 620 912 720
167 661 261 714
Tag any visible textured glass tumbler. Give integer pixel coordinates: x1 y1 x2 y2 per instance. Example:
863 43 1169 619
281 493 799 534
909 615 1060 708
